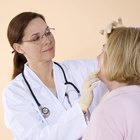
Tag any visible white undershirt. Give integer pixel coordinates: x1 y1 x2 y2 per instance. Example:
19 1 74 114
49 88 57 97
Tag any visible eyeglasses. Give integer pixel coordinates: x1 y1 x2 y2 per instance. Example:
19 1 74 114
22 27 55 44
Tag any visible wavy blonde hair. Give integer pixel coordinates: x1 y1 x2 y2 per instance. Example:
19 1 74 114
104 27 140 85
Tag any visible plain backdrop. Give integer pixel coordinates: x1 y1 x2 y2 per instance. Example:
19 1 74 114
0 0 140 139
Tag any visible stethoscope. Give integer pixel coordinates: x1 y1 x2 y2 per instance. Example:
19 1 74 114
22 62 80 118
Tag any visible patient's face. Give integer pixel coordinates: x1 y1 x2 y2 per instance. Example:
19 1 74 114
97 44 106 82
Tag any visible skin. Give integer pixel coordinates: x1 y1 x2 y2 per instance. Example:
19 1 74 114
13 17 56 88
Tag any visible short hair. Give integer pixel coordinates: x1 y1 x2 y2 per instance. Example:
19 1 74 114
104 27 140 85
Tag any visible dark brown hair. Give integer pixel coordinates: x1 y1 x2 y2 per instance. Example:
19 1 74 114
7 12 46 79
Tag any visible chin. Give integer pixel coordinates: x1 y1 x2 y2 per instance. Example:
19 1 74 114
98 72 105 82
52 52 55 59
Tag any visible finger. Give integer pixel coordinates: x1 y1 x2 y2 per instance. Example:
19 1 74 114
86 78 99 88
88 69 100 77
94 68 100 74
88 70 100 79
106 23 112 33
86 75 99 83
99 29 104 35
112 21 118 27
89 82 98 90
88 78 99 85
118 17 123 25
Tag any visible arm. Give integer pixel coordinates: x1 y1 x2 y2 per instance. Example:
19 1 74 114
62 60 108 111
2 83 87 140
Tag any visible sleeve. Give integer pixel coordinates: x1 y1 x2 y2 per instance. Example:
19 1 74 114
41 103 87 140
61 60 108 111
2 86 87 140
61 60 99 82
82 107 123 140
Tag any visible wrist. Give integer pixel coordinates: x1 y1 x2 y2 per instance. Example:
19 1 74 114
78 102 88 113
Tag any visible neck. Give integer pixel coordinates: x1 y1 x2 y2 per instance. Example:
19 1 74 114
28 60 55 88
106 81 127 91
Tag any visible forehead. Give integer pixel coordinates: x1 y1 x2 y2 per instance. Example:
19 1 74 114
24 17 48 35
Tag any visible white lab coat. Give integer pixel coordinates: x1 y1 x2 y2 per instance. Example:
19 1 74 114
2 60 107 140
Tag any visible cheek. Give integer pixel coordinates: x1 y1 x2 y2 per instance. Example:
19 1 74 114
97 53 105 80
97 53 104 69
23 44 41 59
50 35 55 45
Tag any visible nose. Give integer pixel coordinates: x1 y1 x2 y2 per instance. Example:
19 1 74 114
42 34 51 44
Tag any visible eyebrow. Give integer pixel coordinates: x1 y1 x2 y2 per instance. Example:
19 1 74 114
31 26 49 37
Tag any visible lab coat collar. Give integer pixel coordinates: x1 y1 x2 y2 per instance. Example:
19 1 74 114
23 64 43 89
53 62 67 103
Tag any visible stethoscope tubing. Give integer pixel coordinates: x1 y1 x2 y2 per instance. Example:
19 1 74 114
54 62 80 94
22 72 41 107
22 61 80 118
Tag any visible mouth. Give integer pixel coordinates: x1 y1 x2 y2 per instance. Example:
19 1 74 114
42 46 54 52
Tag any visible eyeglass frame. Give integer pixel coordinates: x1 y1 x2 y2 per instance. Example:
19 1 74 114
22 27 55 44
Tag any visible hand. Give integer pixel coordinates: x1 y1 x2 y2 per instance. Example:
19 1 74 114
78 69 100 113
100 18 123 36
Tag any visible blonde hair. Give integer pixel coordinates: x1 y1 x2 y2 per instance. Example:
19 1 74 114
104 27 140 85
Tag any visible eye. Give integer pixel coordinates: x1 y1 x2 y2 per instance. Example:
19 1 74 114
31 36 40 42
44 30 51 37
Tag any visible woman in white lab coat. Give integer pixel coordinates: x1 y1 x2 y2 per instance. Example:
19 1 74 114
2 12 107 140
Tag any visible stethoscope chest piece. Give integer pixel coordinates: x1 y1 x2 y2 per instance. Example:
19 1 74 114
41 107 50 118
22 62 80 119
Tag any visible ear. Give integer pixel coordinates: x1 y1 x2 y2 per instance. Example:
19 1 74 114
13 43 24 54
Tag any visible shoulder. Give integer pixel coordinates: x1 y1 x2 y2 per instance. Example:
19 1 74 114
93 93 124 119
98 86 140 112
56 60 98 83
59 59 98 77
3 74 24 91
2 74 27 100
61 59 98 69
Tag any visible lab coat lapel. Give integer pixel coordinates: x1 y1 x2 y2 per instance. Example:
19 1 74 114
53 63 67 104
24 63 67 105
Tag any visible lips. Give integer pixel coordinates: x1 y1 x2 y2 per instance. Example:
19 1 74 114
42 46 54 52
46 47 53 51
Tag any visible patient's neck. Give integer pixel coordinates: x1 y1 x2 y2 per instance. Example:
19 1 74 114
106 81 127 91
